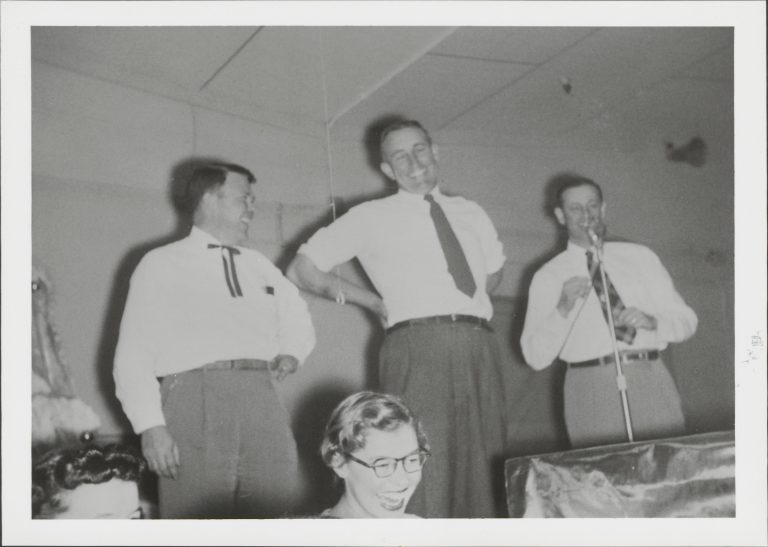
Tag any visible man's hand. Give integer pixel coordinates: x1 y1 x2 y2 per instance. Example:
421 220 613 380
556 276 591 317
271 354 299 381
141 425 180 480
617 307 657 330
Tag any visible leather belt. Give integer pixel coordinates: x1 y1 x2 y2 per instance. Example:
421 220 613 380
201 359 272 371
386 314 493 335
567 350 659 369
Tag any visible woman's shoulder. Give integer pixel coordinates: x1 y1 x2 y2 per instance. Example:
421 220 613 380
318 507 339 518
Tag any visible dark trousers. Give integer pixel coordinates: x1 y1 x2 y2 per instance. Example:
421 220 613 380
379 322 507 518
158 368 299 518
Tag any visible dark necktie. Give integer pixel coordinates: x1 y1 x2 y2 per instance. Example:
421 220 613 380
424 194 477 297
587 250 635 344
208 244 243 297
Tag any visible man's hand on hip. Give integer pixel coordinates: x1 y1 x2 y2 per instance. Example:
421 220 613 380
141 425 180 480
271 354 299 381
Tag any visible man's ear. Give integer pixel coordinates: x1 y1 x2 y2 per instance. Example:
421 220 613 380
554 207 566 226
380 162 395 181
431 143 439 161
601 201 607 218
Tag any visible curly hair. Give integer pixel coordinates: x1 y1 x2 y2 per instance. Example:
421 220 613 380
32 444 146 518
320 391 429 467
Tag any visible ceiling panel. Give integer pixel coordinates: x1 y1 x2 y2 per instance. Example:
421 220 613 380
432 26 596 64
201 27 324 121
31 27 256 95
30 26 734 150
676 44 733 81
338 53 532 130
318 27 456 120
445 27 734 139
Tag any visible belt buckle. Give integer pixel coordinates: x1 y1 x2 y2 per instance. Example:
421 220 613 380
449 314 458 322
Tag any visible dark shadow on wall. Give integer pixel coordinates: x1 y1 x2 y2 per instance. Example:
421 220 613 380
290 383 352 515
93 156 230 435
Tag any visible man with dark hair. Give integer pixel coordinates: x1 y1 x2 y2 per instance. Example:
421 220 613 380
32 444 145 519
114 162 315 518
521 173 697 448
288 120 507 518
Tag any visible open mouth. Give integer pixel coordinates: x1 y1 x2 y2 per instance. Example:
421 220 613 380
377 489 410 511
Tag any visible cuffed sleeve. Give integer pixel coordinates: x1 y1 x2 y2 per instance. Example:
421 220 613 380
520 269 572 370
113 257 165 433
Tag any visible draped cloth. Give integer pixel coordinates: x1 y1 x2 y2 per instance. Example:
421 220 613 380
505 430 735 517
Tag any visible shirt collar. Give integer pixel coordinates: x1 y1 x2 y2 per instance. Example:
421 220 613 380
189 225 230 247
395 185 444 203
566 239 594 255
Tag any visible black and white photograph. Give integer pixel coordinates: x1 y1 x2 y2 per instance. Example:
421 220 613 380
2 1 765 545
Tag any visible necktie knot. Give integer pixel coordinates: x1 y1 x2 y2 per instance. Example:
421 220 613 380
208 243 240 255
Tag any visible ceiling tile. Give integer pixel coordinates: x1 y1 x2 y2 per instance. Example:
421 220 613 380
433 26 596 64
676 44 733 81
200 27 324 121
446 27 734 141
337 53 532 130
32 27 256 94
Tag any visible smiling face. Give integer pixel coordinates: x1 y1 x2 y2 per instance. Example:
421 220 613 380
380 126 439 195
200 171 255 246
54 479 141 519
333 424 423 518
555 183 607 248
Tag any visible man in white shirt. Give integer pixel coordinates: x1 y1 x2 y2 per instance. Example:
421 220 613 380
113 162 315 518
521 173 697 448
288 120 507 518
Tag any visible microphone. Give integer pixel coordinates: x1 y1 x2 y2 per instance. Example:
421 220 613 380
587 225 601 246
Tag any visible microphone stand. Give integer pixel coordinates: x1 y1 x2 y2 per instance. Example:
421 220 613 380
590 230 634 442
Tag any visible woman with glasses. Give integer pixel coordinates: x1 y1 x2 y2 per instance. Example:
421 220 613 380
319 391 430 518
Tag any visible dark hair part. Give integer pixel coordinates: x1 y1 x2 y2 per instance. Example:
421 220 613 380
32 444 146 518
178 162 256 215
553 173 603 208
379 120 432 158
320 391 429 467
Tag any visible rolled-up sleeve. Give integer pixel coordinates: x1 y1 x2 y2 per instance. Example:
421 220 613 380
298 208 363 272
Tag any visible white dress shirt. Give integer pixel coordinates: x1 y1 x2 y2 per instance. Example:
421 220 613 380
521 240 697 370
114 226 315 433
298 187 506 326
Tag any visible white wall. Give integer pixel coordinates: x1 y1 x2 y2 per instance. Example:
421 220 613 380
32 59 734 448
